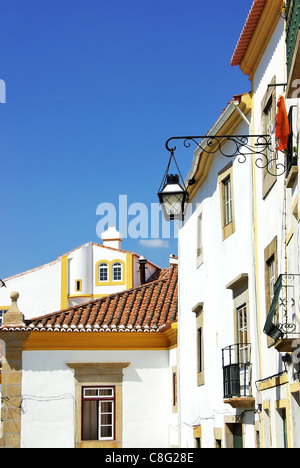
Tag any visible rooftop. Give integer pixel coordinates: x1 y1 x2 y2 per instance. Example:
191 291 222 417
0 264 178 334
231 0 267 67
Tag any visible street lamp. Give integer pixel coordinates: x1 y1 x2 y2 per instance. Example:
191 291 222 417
158 133 279 221
158 173 189 222
157 149 189 221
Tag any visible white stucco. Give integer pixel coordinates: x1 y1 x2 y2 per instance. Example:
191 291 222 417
0 237 160 320
177 12 300 448
20 349 176 449
178 119 258 448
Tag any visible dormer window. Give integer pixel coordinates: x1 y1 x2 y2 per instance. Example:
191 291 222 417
95 259 125 286
112 262 122 282
99 263 108 282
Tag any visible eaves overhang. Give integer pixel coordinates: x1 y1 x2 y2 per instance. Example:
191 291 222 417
185 93 252 202
0 323 178 351
231 0 285 79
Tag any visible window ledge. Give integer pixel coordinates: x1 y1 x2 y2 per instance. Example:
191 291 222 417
286 165 298 188
274 338 297 353
77 440 122 449
224 397 255 409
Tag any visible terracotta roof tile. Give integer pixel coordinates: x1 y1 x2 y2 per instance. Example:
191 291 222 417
231 0 267 66
1 265 178 334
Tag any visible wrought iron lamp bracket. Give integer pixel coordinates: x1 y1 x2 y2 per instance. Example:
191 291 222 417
165 135 285 177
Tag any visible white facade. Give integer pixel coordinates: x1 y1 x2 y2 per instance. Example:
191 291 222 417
0 227 159 320
252 17 300 449
177 2 300 449
178 105 259 448
20 349 176 448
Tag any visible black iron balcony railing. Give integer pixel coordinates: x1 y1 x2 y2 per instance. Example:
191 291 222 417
286 106 298 179
264 274 300 343
222 343 252 400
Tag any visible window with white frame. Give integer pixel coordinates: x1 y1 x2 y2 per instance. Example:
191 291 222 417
0 309 8 326
261 76 277 198
237 304 248 362
268 257 276 303
196 209 204 268
218 163 235 240
82 387 115 441
98 263 109 282
223 177 232 226
112 262 122 282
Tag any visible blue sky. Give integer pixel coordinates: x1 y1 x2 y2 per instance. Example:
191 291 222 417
0 0 252 278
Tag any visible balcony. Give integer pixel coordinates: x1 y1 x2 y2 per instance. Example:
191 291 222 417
286 106 298 187
222 343 255 409
286 0 300 82
264 274 300 352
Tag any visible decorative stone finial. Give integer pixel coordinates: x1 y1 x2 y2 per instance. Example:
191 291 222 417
10 291 19 303
2 291 25 326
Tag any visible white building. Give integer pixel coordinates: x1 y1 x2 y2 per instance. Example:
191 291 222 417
177 0 300 448
0 226 160 321
0 0 299 450
177 93 258 448
0 260 178 448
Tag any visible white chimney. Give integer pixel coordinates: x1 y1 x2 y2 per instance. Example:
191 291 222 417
169 254 178 265
101 226 123 250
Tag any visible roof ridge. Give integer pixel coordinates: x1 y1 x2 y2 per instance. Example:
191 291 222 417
231 0 267 66
25 265 177 325
11 264 177 333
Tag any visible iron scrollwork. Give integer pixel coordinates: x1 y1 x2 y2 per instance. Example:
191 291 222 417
277 273 300 336
165 135 285 176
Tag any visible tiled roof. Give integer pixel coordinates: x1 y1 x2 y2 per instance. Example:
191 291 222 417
2 241 160 282
2 265 177 333
231 0 267 66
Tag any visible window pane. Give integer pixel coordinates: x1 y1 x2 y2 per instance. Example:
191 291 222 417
101 413 112 425
99 263 108 281
0 310 8 326
82 387 115 441
265 100 274 164
197 213 203 258
82 400 98 440
172 372 177 406
113 263 122 281
100 425 113 438
101 401 112 413
269 258 275 301
84 387 114 398
98 388 113 396
198 328 203 373
223 177 232 225
99 401 114 440
84 388 98 397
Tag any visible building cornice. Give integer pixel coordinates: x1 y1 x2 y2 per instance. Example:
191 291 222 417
232 0 285 79
0 325 177 351
187 93 252 201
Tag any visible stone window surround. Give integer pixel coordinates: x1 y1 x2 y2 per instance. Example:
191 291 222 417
67 362 130 449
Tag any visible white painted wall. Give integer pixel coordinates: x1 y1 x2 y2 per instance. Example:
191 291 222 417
0 260 61 319
178 119 258 448
252 18 288 380
0 241 160 320
21 349 175 449
177 14 300 449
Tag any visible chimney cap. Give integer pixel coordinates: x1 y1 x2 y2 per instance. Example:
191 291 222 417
138 255 147 264
169 254 178 265
101 225 122 241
